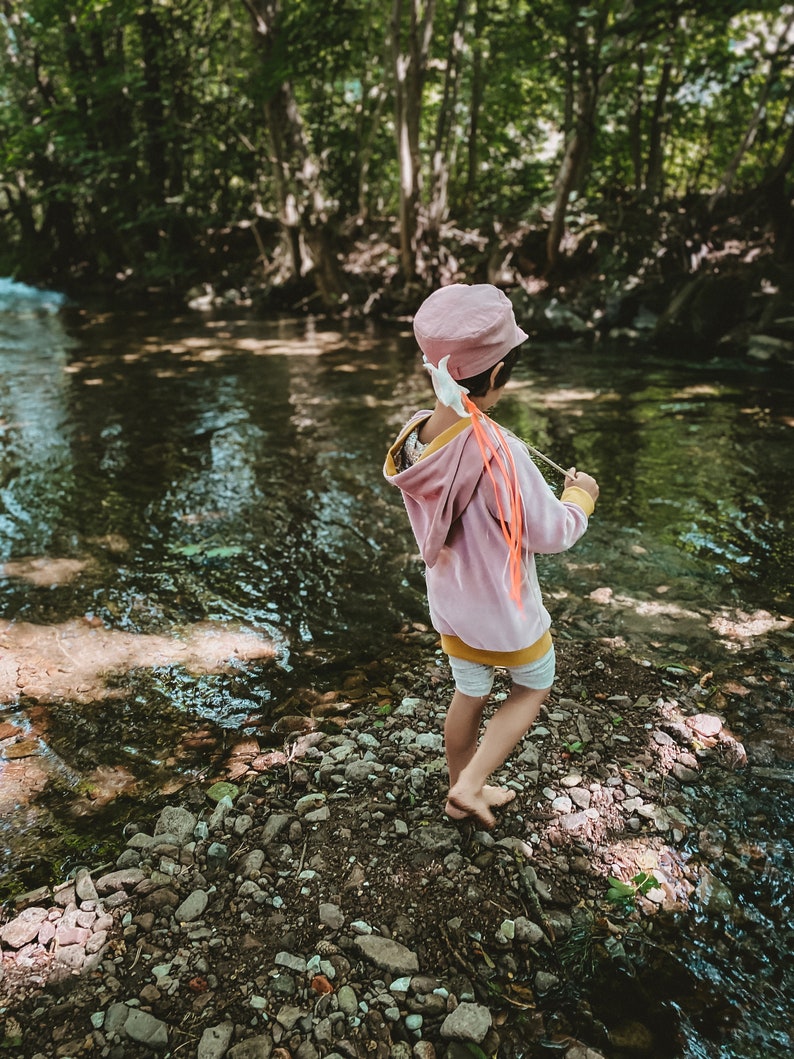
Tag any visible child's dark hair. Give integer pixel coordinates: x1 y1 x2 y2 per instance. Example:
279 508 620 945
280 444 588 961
458 346 521 397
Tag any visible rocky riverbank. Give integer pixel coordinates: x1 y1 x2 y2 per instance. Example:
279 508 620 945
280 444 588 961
0 640 749 1059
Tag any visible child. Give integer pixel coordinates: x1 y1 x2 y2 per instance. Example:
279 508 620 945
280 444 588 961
383 283 599 829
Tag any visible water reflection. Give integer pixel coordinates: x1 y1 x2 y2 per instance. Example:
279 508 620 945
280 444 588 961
0 294 793 1055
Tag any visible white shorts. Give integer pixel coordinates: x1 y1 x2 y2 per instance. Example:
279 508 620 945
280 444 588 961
448 645 556 697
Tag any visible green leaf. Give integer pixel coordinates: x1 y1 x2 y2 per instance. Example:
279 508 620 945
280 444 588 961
465 1044 490 1059
206 781 239 803
607 876 636 896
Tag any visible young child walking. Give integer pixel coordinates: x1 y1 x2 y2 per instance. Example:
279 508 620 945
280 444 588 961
384 283 599 829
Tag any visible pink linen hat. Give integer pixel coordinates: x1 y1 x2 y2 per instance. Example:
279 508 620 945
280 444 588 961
413 283 529 380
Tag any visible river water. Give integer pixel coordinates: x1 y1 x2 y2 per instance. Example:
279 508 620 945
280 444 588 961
1 281 792 1056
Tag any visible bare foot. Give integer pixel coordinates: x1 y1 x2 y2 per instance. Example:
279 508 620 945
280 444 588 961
444 783 513 829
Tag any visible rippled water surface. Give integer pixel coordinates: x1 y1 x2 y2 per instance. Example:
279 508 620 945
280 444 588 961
1 282 792 1056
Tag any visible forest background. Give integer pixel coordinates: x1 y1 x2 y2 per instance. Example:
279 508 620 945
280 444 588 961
1 0 793 346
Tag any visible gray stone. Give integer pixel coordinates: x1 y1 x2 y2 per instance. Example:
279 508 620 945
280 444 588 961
198 1021 235 1059
513 917 544 945
319 902 344 930
175 889 209 923
155 806 198 845
234 815 254 836
207 842 229 869
534 970 560 993
104 1002 131 1035
116 848 142 869
74 868 98 902
261 814 292 845
275 951 306 973
227 1036 274 1059
54 944 85 970
411 825 459 855
275 1005 303 1031
294 793 326 816
344 759 385 783
239 849 266 877
440 1002 492 1043
125 1008 169 1049
209 795 234 831
336 984 357 1015
353 935 419 975
95 868 146 894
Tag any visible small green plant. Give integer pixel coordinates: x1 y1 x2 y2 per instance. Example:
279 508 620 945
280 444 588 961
562 739 584 755
611 714 623 726
606 871 657 906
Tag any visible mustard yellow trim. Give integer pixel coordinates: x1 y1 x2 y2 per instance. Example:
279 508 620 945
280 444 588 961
384 415 473 475
420 416 471 460
561 485 595 517
441 629 553 667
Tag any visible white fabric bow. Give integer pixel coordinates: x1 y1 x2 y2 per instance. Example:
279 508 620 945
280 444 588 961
422 354 469 418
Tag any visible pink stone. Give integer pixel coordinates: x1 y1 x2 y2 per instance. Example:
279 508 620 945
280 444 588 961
686 713 723 738
0 907 49 948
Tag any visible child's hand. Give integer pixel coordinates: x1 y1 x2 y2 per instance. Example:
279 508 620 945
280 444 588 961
565 468 599 501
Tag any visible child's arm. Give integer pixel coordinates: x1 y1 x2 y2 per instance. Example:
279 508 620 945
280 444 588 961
494 441 598 554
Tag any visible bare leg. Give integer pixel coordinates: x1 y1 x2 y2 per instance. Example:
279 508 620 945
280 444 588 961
446 683 550 828
442 689 519 819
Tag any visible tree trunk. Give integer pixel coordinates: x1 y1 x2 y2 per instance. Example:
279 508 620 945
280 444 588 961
463 0 486 212
628 52 645 193
545 4 631 272
243 0 346 305
645 52 674 200
425 0 468 266
391 0 436 285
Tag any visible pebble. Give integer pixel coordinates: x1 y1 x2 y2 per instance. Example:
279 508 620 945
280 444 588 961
440 1002 492 1043
0 663 738 1059
175 888 209 922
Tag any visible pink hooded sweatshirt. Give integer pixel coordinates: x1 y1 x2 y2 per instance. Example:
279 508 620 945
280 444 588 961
384 411 595 663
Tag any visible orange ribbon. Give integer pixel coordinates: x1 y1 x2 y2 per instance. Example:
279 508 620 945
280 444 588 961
462 395 524 610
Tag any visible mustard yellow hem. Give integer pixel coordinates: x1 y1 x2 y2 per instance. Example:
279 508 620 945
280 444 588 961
441 630 553 667
561 485 595 517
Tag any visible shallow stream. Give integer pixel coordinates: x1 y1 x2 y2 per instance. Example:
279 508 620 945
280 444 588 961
1 280 792 1056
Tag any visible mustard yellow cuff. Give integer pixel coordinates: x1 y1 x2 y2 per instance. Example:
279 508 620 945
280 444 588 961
561 485 595 517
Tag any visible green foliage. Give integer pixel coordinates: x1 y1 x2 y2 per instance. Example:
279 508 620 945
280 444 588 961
606 870 657 906
1 0 792 287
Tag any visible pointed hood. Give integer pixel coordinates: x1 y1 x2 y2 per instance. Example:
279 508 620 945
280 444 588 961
384 415 485 568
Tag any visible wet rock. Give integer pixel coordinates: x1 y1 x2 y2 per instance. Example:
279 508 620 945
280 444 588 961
697 867 733 913
609 1020 655 1053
